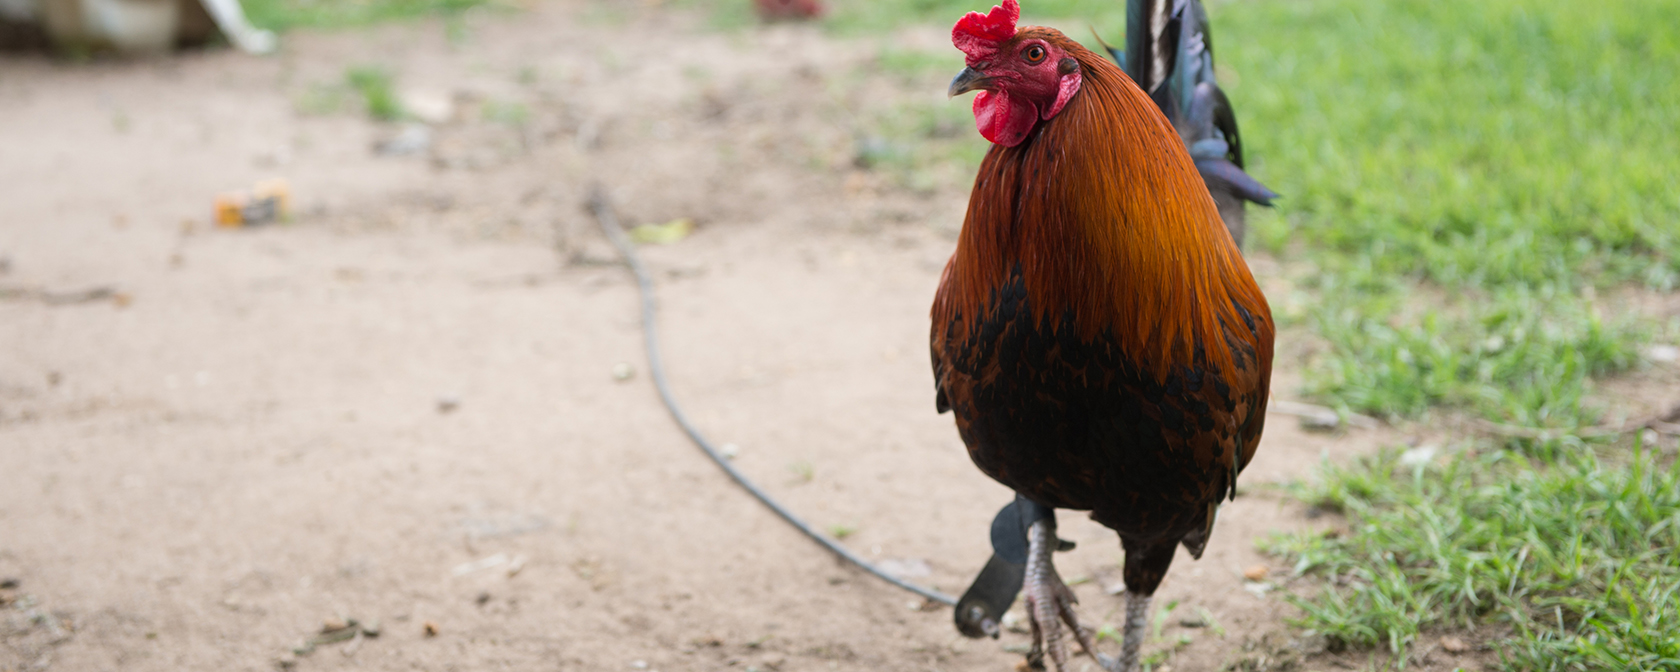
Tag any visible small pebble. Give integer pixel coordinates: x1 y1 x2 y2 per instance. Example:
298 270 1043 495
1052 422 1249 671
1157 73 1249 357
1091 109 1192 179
376 123 432 156
1178 616 1207 628
1291 632 1329 654
360 620 381 637
612 362 635 381
1398 444 1438 468
475 591 491 606
720 443 740 459
1243 564 1270 581
1440 635 1469 653
437 395 460 413
422 621 439 637
322 618 349 632
630 661 649 670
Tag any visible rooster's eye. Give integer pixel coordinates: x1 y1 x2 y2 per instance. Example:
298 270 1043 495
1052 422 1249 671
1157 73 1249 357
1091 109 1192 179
1023 44 1046 64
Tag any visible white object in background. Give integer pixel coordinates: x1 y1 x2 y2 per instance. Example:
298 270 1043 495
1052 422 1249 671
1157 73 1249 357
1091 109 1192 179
38 0 177 54
1645 344 1680 364
0 0 35 22
32 0 274 55
195 0 273 54
90 0 178 53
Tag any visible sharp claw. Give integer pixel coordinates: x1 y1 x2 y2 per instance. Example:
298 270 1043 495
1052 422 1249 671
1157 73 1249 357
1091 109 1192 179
1026 609 1046 670
1066 618 1102 663
1029 588 1069 670
1023 519 1114 672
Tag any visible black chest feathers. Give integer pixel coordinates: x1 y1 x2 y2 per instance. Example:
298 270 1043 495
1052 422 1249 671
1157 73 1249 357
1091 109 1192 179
934 271 1266 545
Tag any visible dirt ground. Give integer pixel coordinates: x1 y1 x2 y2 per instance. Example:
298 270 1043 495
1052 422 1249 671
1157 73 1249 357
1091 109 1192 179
0 3 1479 671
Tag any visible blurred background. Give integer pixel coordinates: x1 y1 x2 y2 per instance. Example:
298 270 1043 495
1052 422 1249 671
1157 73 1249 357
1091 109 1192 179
1 1 1677 670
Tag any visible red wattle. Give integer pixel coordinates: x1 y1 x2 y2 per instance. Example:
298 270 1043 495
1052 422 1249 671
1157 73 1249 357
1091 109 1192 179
973 91 1004 144
973 89 1036 147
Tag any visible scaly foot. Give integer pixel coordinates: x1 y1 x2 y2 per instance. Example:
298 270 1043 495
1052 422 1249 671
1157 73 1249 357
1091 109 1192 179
1021 519 1117 671
1115 591 1151 672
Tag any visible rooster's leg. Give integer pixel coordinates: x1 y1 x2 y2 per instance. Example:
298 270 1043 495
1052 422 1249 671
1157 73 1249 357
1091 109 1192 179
1116 591 1150 672
1112 539 1177 672
1022 519 1117 671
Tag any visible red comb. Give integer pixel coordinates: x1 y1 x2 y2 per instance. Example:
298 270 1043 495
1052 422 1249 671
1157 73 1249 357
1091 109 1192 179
952 0 1019 64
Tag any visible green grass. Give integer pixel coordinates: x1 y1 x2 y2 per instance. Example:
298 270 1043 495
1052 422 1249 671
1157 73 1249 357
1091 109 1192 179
1188 0 1680 433
242 0 495 31
480 99 530 126
1270 439 1680 669
1220 0 1680 429
1194 2 1680 666
1230 0 1680 292
294 81 347 115
345 66 405 121
1304 285 1647 429
818 0 1131 36
1234 2 1680 665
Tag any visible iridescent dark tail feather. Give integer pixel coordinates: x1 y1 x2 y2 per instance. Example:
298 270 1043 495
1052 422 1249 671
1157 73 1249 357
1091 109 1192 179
1107 0 1278 247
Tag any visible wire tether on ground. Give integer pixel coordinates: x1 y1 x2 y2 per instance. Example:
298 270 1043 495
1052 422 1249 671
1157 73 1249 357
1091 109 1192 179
587 186 957 607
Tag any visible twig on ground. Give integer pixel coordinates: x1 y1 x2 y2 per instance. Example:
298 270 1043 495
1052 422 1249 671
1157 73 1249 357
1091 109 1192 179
1268 400 1380 431
0 284 123 305
1475 400 1680 440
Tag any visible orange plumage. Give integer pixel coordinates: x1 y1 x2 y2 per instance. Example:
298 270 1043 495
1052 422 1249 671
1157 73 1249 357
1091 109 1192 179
934 8 1273 670
933 37 1266 381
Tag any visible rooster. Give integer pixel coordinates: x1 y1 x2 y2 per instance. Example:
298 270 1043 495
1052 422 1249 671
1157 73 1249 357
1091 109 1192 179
1106 0 1278 247
933 1 1274 670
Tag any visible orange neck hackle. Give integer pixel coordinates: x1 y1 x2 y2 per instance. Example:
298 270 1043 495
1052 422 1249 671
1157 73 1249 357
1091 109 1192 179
935 28 1270 381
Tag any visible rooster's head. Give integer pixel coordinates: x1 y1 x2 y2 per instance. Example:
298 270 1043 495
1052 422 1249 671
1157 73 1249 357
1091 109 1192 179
948 0 1082 147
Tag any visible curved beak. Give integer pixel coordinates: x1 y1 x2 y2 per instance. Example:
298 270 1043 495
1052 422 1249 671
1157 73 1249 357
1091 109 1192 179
948 67 994 98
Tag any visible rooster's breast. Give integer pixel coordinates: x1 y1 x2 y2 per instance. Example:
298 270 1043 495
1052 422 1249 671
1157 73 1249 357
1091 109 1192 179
936 266 1264 544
